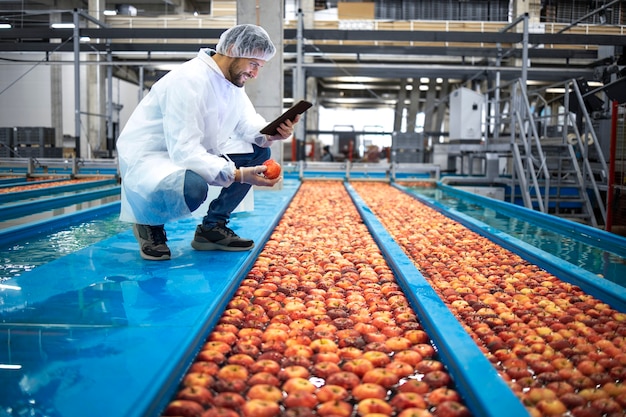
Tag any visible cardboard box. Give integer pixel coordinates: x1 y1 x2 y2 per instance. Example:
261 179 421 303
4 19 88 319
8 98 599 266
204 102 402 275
338 2 375 20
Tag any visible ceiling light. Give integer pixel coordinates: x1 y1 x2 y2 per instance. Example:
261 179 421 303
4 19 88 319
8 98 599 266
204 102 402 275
0 24 11 29
104 10 118 16
51 23 75 29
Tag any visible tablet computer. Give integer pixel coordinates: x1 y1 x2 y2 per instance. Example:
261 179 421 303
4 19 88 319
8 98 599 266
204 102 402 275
260 100 312 136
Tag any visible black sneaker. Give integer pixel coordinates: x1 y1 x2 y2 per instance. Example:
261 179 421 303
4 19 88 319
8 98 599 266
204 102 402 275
133 224 171 261
191 222 254 251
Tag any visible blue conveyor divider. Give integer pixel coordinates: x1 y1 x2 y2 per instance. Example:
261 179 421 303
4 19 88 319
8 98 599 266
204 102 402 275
0 201 122 247
394 183 626 313
0 176 28 186
0 180 300 417
0 186 120 222
344 182 530 417
439 182 626 259
0 178 118 205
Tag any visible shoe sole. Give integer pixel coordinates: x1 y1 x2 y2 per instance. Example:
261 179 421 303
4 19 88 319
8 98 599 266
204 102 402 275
191 240 254 252
133 226 171 261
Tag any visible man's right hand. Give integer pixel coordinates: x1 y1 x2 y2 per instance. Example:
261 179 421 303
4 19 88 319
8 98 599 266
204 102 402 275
238 165 281 186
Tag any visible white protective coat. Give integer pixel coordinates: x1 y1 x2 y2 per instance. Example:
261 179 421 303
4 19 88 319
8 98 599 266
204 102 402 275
117 49 271 225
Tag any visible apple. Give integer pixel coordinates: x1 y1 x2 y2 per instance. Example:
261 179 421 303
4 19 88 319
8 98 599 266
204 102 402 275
356 398 393 415
241 399 281 417
212 376 248 393
162 399 205 417
279 365 311 380
397 408 435 417
177 385 214 408
262 159 281 179
433 400 471 417
316 384 349 402
412 344 436 359
351 382 388 401
393 350 423 366
341 358 374 377
183 372 215 388
312 361 342 379
282 377 317 394
390 391 428 410
362 367 400 389
325 371 361 390
217 364 249 382
422 370 451 388
316 400 353 417
398 379 431 395
190 361 219 376
227 353 255 368
283 390 319 409
248 371 281 387
203 340 232 354
362 350 392 367
246 384 283 402
212 392 246 409
427 387 461 406
386 361 415 378
310 338 339 353
250 359 281 375
200 407 239 417
536 398 568 416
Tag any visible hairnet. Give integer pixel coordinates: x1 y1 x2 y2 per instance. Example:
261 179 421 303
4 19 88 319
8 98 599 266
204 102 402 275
216 24 276 61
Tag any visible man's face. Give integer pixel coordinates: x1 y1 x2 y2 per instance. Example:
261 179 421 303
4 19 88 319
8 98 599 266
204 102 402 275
227 58 265 88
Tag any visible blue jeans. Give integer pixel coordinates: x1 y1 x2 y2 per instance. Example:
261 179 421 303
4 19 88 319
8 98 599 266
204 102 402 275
183 144 271 227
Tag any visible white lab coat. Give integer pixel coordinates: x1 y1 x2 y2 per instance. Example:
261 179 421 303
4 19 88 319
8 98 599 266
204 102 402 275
117 49 271 225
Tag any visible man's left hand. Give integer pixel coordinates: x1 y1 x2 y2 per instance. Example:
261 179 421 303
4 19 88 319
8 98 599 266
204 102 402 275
268 114 300 141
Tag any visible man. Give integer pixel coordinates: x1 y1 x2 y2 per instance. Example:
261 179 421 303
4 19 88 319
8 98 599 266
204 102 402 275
116 24 298 261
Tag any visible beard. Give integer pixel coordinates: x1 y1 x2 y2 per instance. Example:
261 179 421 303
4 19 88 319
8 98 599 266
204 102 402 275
228 62 251 88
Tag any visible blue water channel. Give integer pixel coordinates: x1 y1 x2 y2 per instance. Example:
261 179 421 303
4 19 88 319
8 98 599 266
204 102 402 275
404 185 626 288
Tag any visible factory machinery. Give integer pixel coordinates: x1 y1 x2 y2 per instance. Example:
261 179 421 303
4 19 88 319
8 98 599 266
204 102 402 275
1 157 626 417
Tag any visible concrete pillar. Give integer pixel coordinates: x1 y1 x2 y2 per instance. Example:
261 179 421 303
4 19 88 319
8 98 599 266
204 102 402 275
394 78 408 132
86 0 107 158
49 12 64 151
237 0 284 163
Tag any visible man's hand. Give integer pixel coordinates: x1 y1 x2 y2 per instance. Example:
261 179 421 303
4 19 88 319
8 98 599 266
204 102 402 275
238 165 281 186
267 114 300 141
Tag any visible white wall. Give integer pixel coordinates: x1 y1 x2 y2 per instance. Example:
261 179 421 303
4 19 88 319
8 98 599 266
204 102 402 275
0 52 142 148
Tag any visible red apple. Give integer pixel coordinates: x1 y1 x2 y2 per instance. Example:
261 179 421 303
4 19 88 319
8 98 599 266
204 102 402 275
316 400 353 417
283 390 319 409
356 398 393 415
241 399 281 417
250 359 281 375
312 361 342 379
262 159 281 179
282 377 317 394
390 392 428 410
246 384 283 402
163 399 205 417
177 385 214 407
362 367 400 388
189 361 219 376
422 370 451 388
200 407 239 417
433 400 471 417
212 392 245 409
279 365 311 381
351 382 388 401
316 384 349 402
427 387 461 406
217 364 249 382
248 371 281 387
183 372 214 388
398 379 431 395
325 371 361 390
397 408 434 417
341 358 374 377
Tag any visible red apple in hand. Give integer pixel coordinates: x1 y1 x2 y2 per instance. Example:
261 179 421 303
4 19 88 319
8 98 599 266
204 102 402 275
263 159 281 179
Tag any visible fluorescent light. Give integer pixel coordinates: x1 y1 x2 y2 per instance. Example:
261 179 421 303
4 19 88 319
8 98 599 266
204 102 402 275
0 23 11 29
51 23 75 29
80 36 91 42
0 364 22 370
103 10 117 16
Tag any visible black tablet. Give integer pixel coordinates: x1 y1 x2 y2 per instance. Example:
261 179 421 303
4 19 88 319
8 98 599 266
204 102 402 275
260 100 312 136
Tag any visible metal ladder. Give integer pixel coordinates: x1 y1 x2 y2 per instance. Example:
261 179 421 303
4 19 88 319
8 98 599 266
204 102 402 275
505 79 608 227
